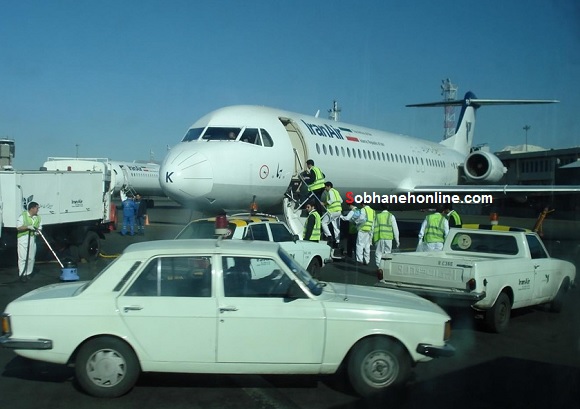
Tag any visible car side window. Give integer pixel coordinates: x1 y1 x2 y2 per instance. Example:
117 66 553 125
246 224 270 241
125 256 212 297
526 235 548 259
222 256 304 299
270 223 294 242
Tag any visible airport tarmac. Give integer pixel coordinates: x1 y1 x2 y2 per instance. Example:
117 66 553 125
0 201 579 408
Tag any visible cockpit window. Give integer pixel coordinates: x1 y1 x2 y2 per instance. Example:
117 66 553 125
241 128 261 145
260 129 274 147
201 127 242 141
182 128 205 142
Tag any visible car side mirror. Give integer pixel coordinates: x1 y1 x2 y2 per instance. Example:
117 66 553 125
292 234 299 242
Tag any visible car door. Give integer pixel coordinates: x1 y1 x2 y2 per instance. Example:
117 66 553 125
117 255 217 363
217 255 325 364
269 222 305 266
527 235 558 302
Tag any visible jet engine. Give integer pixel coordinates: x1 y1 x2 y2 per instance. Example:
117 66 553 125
464 151 507 183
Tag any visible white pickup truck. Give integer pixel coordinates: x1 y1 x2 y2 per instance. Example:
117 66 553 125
376 226 576 333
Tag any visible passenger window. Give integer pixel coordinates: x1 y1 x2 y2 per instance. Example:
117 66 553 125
222 256 302 298
246 224 270 241
526 235 548 259
125 256 212 297
270 223 295 242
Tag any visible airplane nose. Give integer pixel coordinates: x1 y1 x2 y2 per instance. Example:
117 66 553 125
159 146 213 205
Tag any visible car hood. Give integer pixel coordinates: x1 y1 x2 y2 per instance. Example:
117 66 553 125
320 282 448 316
13 281 88 302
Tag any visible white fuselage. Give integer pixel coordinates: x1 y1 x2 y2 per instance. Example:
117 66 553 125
159 105 466 212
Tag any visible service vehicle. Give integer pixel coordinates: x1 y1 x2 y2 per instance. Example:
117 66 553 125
175 213 333 277
0 170 113 262
377 225 576 333
0 239 454 398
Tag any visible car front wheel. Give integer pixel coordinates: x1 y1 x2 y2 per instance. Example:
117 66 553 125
347 337 411 398
75 337 141 398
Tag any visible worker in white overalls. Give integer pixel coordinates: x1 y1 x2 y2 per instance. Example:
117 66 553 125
16 201 42 281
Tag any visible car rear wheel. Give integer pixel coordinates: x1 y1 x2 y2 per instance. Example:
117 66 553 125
484 292 511 333
307 258 321 278
75 337 140 398
347 337 411 398
549 279 569 313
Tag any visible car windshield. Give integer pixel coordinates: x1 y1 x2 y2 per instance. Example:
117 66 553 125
72 257 122 295
278 247 322 296
175 221 236 239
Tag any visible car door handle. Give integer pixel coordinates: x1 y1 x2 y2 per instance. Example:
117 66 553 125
219 306 238 313
123 305 144 312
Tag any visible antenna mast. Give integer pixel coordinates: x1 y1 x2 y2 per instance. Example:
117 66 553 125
440 79 458 139
328 100 341 122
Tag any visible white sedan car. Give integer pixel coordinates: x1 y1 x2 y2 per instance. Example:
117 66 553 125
1 239 454 398
175 213 334 277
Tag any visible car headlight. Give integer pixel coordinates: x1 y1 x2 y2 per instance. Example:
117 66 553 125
444 320 452 341
1 314 12 336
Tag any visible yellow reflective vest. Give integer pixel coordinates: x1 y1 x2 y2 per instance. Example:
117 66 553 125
17 211 41 239
360 206 375 232
325 188 342 213
308 166 326 191
303 210 321 241
373 211 393 242
424 213 446 243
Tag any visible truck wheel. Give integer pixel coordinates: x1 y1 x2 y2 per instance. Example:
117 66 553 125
80 231 101 262
347 337 411 398
484 292 511 333
75 337 140 398
549 280 569 313
307 258 321 279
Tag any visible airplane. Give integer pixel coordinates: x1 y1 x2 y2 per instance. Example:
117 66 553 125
42 157 163 198
159 91 576 214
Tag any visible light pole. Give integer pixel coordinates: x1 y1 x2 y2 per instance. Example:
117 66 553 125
522 125 531 152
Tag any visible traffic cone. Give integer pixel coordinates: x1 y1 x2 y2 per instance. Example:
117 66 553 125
145 214 150 226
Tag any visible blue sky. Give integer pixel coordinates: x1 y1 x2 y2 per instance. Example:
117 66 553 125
1 0 579 170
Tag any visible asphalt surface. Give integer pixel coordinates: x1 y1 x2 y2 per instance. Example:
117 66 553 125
1 203 579 409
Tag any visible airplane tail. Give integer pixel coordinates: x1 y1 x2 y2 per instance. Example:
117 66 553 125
407 91 559 156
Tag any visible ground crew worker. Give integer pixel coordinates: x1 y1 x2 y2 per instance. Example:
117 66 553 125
373 208 400 266
120 195 138 236
16 201 42 281
341 204 363 260
418 205 449 251
442 204 462 227
301 159 326 201
356 205 375 265
302 201 321 242
321 181 343 246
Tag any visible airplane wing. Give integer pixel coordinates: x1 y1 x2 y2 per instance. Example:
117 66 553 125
412 185 580 195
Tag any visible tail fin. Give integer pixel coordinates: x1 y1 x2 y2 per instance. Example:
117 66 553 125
407 91 559 156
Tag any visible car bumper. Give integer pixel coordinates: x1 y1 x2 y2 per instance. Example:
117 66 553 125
416 342 455 358
0 335 53 350
375 281 486 305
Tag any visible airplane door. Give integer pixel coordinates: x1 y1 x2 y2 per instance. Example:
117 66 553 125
279 117 308 175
